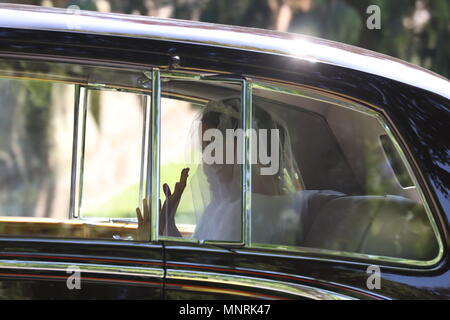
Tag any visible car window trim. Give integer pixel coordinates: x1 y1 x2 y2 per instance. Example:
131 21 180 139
155 71 252 247
70 84 152 221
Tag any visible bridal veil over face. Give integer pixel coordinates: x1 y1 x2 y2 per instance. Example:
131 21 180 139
183 97 304 242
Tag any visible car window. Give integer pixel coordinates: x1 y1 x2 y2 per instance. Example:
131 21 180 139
5 58 439 260
249 83 440 262
159 78 243 243
77 89 147 221
0 58 151 241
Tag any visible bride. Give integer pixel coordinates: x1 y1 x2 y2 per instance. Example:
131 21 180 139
136 97 340 244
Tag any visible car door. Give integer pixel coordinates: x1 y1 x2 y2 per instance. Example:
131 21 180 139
0 240 164 299
0 57 164 299
157 73 444 300
155 73 356 299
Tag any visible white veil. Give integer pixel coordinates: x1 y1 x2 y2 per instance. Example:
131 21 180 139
183 97 303 242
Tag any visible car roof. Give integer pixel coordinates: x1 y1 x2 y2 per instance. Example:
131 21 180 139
1 3 449 100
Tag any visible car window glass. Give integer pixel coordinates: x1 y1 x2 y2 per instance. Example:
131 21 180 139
78 89 146 221
0 58 151 241
159 79 243 243
250 84 439 262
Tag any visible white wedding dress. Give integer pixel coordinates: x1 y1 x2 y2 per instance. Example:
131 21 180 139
194 189 344 246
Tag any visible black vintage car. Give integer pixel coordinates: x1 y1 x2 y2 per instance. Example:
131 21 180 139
0 4 448 300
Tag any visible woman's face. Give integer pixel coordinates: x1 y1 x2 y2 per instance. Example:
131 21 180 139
201 121 239 187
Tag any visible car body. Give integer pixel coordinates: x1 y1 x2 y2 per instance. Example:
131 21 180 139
0 4 449 300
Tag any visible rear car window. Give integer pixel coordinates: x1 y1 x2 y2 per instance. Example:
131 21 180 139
249 83 440 263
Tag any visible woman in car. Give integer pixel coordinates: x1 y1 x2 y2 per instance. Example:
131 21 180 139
136 98 341 244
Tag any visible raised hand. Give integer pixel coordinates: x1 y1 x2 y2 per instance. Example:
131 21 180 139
136 168 189 240
159 168 189 237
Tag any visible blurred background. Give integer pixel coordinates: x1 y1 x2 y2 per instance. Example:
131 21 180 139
1 0 449 78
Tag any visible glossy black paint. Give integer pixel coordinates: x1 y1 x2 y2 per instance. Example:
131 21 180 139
0 239 164 299
0 21 449 300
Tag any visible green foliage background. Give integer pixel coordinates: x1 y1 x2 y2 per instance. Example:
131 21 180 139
1 0 448 78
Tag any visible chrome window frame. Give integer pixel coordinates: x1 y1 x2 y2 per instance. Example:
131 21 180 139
155 71 251 246
149 69 161 240
0 55 155 225
71 84 153 221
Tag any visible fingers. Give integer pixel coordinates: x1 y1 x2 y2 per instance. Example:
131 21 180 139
136 207 143 225
142 198 150 223
161 168 190 222
180 168 189 186
163 183 171 199
174 168 189 196
177 168 189 198
162 168 189 200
